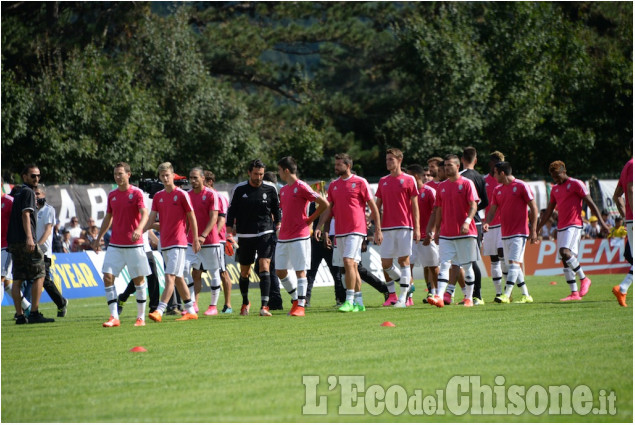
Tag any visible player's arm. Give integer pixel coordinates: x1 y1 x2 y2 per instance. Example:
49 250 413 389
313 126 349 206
432 206 442 244
528 199 539 244
483 204 498 232
216 214 226 232
628 181 633 214
132 207 149 243
584 194 610 234
38 222 53 248
94 212 113 251
200 209 219 243
187 210 201 253
536 200 556 233
613 184 626 218
142 211 157 233
367 198 383 245
410 195 420 242
314 205 332 242
226 189 238 236
306 195 329 225
460 200 477 235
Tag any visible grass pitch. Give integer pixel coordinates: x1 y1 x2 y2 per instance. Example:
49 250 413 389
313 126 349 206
2 274 632 422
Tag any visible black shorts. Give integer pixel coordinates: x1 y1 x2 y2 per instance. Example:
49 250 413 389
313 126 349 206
7 243 46 281
236 234 275 266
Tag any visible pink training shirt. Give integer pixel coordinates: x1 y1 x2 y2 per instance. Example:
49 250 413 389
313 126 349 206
375 173 419 230
216 192 229 243
484 173 502 227
1 194 14 249
435 177 480 239
491 178 534 238
549 178 589 230
619 159 633 222
106 186 146 248
187 187 219 246
279 179 320 242
417 185 436 239
327 175 372 237
151 187 194 249
425 180 442 190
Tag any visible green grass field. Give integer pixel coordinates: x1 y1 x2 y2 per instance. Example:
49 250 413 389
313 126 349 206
2 274 632 422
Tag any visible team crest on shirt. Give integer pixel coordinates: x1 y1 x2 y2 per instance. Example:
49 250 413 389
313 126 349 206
421 193 425 199
400 179 404 185
567 183 571 190
263 193 267 199
173 195 178 202
383 182 387 186
159 198 164 203
497 191 502 196
458 184 463 191
513 186 517 193
203 195 207 201
129 193 133 199
294 187 298 194
352 183 356 189
113 197 117 201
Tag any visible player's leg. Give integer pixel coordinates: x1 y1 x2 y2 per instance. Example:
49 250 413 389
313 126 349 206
237 237 256 315
613 223 632 306
275 242 298 309
380 230 400 305
101 247 124 326
127 246 152 325
256 235 275 316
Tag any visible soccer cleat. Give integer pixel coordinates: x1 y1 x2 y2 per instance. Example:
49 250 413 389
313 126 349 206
443 291 453 305
382 293 398 306
339 300 355 312
28 311 55 324
493 294 502 303
580 277 592 297
473 297 484 305
457 298 466 305
496 294 511 304
291 305 306 316
560 292 581 301
240 303 251 316
612 285 627 307
204 305 219 316
148 311 162 322
431 295 444 308
15 314 28 325
462 298 473 307
221 305 233 314
393 300 407 308
134 318 146 327
288 300 299 316
176 312 198 321
57 298 68 317
352 303 366 312
103 316 120 327
514 295 534 304
259 306 272 317
117 296 125 315
406 297 414 307
408 283 416 296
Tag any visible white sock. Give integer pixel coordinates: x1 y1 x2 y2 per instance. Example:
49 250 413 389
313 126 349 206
620 267 633 294
135 282 147 319
566 256 586 280
500 255 508 283
346 289 354 303
491 261 502 295
105 285 119 319
462 263 474 299
210 269 222 306
505 264 520 297
184 299 196 314
563 267 577 292
386 281 396 294
383 264 401 282
354 291 363 306
297 277 308 307
157 301 167 316
187 280 196 301
446 283 456 295
515 267 529 296
280 275 298 300
398 266 411 303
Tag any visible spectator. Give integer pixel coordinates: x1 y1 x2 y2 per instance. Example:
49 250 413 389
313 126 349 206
608 217 628 247
65 217 85 251
586 216 602 239
52 221 64 253
61 229 72 253
83 225 103 251
601 210 615 228
539 209 556 241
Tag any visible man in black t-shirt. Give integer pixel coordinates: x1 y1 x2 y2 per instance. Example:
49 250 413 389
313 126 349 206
7 165 54 324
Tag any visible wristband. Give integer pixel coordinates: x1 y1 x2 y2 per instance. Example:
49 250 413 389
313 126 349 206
464 217 472 225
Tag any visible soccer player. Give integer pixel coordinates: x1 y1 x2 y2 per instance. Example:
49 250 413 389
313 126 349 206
406 164 439 304
94 162 150 327
612 157 633 306
204 171 233 314
537 160 609 301
8 165 54 323
184 167 220 315
315 153 382 312
375 148 420 308
483 161 538 303
426 157 445 189
226 159 281 317
428 154 480 308
2 186 14 303
144 162 201 322
275 156 328 316
482 151 507 301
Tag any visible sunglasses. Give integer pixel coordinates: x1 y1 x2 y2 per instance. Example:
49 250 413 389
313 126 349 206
31 174 41 179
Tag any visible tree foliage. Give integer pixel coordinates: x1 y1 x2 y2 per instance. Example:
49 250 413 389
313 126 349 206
1 1 631 183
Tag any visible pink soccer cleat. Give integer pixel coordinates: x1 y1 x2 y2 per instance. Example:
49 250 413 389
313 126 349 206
382 293 398 306
462 298 473 307
443 291 452 306
204 305 218 316
560 291 582 301
406 297 414 307
579 277 592 297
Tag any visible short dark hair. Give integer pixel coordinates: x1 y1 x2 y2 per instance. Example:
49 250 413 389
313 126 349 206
263 171 277 184
277 156 297 174
444 154 460 165
406 164 425 177
334 153 353 167
427 157 444 167
204 170 215 183
462 146 477 163
21 164 38 177
114 162 131 173
386 148 404 161
495 161 512 176
248 159 266 172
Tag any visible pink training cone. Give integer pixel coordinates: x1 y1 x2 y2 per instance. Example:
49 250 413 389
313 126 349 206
381 321 396 327
549 281 558 285
129 346 147 352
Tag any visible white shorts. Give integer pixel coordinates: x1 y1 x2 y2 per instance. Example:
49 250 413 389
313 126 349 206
557 227 582 258
439 237 479 265
482 225 503 256
185 245 220 272
627 222 633 257
162 247 187 277
275 238 311 271
1 249 12 278
220 249 227 273
411 240 439 267
332 242 342 267
502 237 528 263
380 229 413 259
335 234 364 265
102 246 151 279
